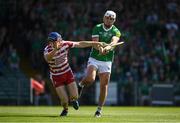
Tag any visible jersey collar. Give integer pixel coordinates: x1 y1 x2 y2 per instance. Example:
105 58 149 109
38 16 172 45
102 23 113 31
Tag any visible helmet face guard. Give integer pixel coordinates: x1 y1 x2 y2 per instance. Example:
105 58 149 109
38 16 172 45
47 32 62 42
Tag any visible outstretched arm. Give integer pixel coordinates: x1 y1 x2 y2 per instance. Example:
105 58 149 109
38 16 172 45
73 41 103 48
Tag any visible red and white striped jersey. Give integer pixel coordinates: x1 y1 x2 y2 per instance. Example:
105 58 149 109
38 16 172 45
44 41 76 76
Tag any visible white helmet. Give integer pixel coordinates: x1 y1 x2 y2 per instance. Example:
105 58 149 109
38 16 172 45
104 10 116 19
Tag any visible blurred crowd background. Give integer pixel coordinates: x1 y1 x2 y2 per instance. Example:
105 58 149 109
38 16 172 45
0 0 180 106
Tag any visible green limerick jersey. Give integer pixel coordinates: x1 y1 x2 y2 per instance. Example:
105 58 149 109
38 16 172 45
90 23 121 61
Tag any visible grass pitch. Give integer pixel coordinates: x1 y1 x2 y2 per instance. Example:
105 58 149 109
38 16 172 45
0 106 180 123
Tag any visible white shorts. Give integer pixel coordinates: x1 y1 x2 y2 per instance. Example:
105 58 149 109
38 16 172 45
87 57 112 73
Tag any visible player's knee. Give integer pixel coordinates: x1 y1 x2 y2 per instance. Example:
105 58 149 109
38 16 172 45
85 76 95 83
100 76 109 86
100 80 109 88
82 75 95 86
100 83 108 89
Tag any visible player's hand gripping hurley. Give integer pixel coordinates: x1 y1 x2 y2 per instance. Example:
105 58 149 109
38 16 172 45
109 41 124 47
98 41 124 55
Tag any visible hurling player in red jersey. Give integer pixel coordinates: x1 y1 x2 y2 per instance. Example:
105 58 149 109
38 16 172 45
44 32 103 116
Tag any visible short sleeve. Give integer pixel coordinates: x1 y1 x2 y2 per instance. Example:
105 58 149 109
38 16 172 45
114 28 121 38
92 24 100 38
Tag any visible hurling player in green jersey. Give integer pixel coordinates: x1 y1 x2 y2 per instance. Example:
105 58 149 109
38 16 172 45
78 10 121 117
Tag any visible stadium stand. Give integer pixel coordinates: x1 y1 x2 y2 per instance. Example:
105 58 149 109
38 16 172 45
0 62 30 105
